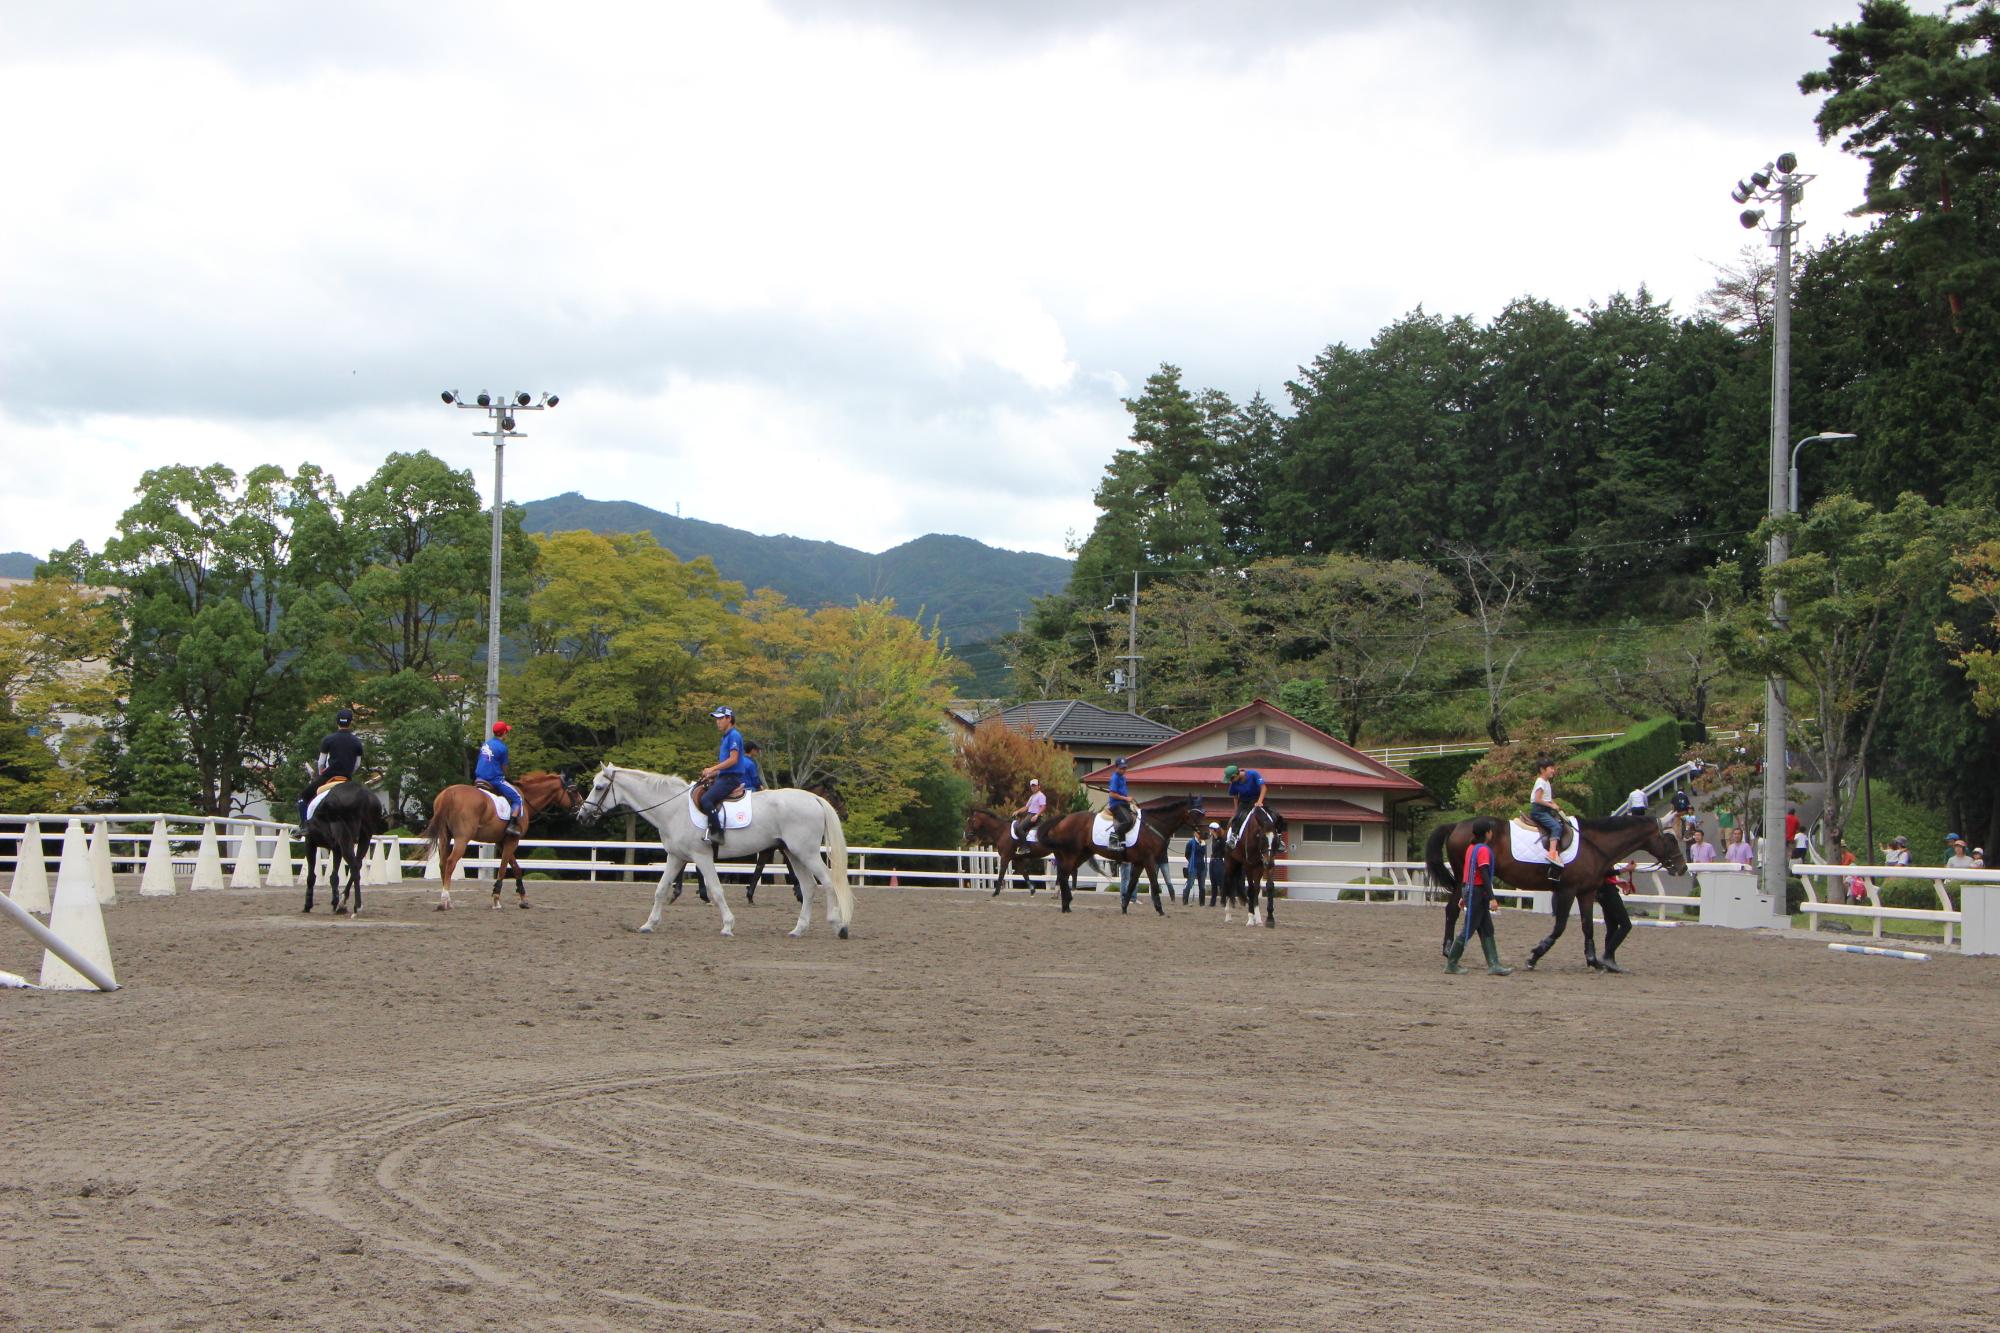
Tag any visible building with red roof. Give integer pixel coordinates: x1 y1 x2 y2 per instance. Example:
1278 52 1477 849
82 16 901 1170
1080 698 1428 886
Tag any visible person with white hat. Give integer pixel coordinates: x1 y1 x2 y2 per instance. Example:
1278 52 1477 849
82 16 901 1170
1009 777 1047 843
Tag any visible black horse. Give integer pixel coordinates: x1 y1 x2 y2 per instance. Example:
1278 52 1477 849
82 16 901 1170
302 781 387 916
1214 808 1287 928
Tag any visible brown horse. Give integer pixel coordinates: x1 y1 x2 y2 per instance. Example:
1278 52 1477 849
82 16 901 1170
1038 796 1206 915
962 807 1048 895
1215 808 1287 928
420 770 581 911
1426 814 1688 972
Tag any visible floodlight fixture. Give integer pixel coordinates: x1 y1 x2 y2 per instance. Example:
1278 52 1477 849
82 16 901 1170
1776 151 1797 172
441 390 456 404
1751 170 1772 189
1740 209 1764 229
516 392 532 407
545 393 559 408
476 392 491 407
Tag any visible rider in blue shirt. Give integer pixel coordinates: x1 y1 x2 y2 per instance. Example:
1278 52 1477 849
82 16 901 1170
741 741 765 793
699 706 747 842
477 721 523 833
1223 763 1266 845
1106 755 1137 848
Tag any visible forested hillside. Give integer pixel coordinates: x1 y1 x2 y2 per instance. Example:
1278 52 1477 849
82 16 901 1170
521 493 1068 688
1013 0 2000 848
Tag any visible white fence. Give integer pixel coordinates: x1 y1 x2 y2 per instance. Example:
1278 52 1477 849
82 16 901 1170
4 814 1991 944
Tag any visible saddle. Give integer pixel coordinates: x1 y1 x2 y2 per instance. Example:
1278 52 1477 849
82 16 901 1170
314 774 349 798
1511 814 1576 854
692 776 751 803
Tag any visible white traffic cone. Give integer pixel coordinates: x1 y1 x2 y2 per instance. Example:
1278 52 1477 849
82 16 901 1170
229 827 262 889
385 836 405 883
139 819 176 896
263 830 294 887
190 819 226 891
40 833 118 991
8 819 52 913
54 819 94 907
421 843 441 881
90 820 117 904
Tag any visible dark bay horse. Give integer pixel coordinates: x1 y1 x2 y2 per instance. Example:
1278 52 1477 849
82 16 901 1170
1215 808 1287 928
1038 796 1206 915
420 770 580 911
301 780 387 917
1426 814 1688 972
962 807 1048 895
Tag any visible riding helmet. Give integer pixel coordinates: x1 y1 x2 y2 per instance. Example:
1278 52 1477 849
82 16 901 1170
492 720 512 735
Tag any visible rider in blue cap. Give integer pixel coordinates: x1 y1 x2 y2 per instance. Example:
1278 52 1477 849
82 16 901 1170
698 706 748 843
1106 755 1136 849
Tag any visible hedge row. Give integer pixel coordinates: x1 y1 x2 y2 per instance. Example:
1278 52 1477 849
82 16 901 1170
1407 751 1484 805
1569 717 1684 817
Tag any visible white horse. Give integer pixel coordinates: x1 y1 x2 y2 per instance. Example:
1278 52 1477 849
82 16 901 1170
575 763 853 939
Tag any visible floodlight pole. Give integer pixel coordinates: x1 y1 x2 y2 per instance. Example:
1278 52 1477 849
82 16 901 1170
442 392 558 736
1737 158 1812 918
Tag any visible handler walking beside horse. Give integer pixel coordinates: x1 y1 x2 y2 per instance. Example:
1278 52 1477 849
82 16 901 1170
1443 817 1511 974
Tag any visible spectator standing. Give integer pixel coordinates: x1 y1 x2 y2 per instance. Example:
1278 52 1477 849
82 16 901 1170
1723 827 1755 868
1203 823 1224 906
1946 836 1976 906
1182 832 1206 907
1627 786 1649 819
1974 846 1988 870
1688 831 1717 864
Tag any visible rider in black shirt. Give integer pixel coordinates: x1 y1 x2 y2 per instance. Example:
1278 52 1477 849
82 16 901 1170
298 708 364 824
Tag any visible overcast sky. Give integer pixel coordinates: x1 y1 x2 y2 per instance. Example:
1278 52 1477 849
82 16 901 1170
0 0 1882 560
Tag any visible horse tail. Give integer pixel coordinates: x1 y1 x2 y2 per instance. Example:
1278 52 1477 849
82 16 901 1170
421 798 449 867
1425 822 1459 894
818 794 854 927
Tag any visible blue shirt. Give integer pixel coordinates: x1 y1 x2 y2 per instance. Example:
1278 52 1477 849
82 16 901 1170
1107 770 1131 803
741 756 763 791
1228 770 1264 801
715 726 746 777
1184 837 1205 869
475 738 509 784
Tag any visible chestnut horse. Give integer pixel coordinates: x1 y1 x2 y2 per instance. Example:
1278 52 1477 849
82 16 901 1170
962 807 1048 895
420 770 580 911
1426 814 1688 972
1038 796 1206 915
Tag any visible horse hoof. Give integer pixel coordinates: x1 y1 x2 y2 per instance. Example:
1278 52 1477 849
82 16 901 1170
720 928 734 938
1601 959 1626 974
838 926 849 940
1587 958 1605 971
519 899 530 910
638 923 654 934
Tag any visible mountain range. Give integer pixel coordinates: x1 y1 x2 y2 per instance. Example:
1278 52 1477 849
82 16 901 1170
519 493 1070 690
0 552 40 579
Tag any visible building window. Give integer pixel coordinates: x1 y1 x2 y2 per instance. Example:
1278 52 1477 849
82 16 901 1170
1301 822 1362 844
1074 756 1104 775
1227 725 1256 748
1265 725 1291 750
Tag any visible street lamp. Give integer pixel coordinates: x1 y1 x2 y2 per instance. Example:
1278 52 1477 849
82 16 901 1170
1789 432 1856 513
440 389 559 735
1731 151 1813 919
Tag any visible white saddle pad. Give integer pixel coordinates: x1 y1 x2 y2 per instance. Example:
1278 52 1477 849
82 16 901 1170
481 789 511 821
688 790 754 832
304 788 334 823
1510 815 1582 866
1091 811 1134 851
1013 820 1040 845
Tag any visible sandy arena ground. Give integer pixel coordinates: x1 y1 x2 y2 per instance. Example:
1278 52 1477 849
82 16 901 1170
4 876 1997 1331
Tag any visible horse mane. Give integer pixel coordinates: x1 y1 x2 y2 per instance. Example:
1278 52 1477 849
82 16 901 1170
1580 813 1659 835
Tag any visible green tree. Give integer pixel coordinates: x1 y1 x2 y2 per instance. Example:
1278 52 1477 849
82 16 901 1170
1717 492 1952 837
0 578 122 807
1455 725 1588 819
955 720 1085 812
92 463 340 814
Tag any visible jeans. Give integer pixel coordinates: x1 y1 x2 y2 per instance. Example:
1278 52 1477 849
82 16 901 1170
698 774 744 833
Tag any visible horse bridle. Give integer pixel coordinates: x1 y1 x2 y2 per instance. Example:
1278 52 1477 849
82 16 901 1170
583 764 687 821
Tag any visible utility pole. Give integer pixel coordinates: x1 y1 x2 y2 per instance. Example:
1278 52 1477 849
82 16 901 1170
1109 572 1141 714
1733 152 1810 921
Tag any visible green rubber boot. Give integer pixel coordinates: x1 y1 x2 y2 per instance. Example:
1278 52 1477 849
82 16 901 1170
1443 937 1467 974
1481 936 1514 976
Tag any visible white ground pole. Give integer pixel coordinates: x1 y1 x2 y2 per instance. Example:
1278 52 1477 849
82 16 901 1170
34 836 119 991
90 820 117 904
190 820 226 891
1 893 117 991
8 819 51 913
263 829 294 888
229 826 262 889
1827 943 1930 961
140 819 177 896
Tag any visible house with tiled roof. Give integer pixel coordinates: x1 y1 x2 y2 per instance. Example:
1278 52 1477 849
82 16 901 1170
1080 699 1428 887
978 700 1178 798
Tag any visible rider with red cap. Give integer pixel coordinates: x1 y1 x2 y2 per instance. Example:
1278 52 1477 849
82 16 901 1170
477 720 524 834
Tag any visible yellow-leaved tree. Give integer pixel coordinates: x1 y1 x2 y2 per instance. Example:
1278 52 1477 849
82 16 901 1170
734 595 964 844
0 578 123 810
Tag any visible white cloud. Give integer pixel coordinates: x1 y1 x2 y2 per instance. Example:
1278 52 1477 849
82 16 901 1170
0 0 1878 559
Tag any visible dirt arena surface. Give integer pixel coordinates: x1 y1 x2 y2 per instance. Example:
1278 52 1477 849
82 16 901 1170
4 879 1997 1332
